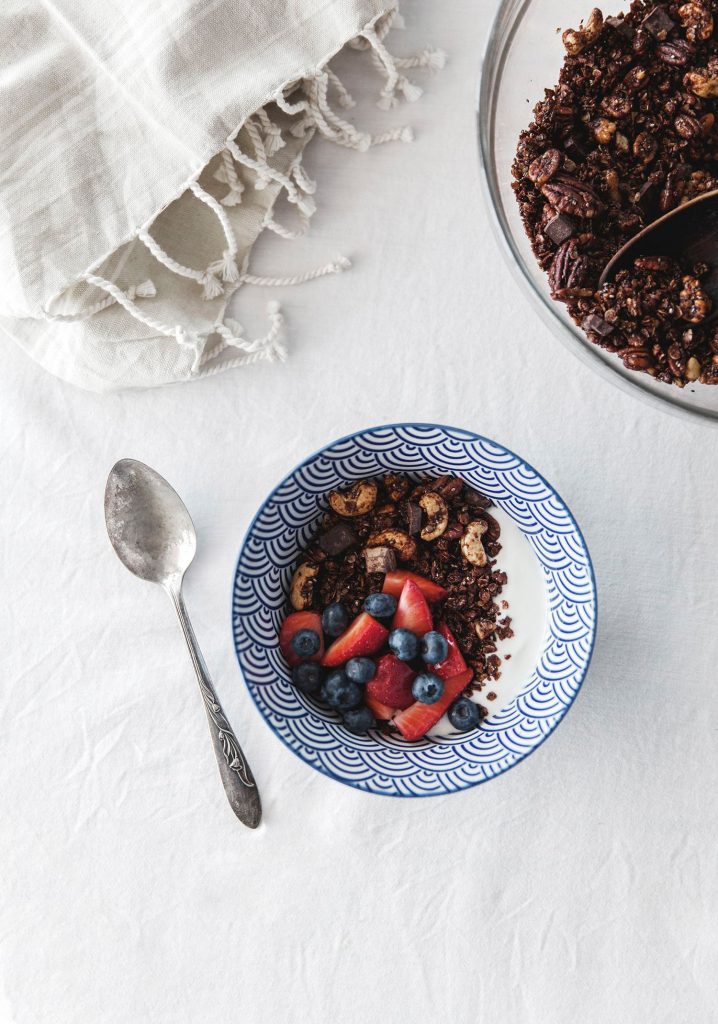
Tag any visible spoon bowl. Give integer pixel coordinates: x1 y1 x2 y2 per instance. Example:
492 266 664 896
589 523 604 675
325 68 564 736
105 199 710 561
105 459 196 585
599 188 718 325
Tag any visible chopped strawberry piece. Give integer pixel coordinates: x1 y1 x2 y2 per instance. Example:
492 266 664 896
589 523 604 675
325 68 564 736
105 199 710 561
382 570 447 603
393 669 473 742
365 692 397 721
392 579 433 635
429 622 467 680
322 612 388 667
366 654 417 710
279 612 324 667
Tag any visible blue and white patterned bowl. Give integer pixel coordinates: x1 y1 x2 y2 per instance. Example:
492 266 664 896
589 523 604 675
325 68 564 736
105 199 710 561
232 424 597 797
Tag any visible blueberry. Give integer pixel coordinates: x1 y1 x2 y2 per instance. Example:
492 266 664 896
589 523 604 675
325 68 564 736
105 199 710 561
363 592 397 620
322 670 363 711
345 657 376 685
448 697 480 731
291 628 321 658
291 662 323 695
420 630 449 665
412 672 445 704
343 706 376 734
321 602 349 638
388 628 418 661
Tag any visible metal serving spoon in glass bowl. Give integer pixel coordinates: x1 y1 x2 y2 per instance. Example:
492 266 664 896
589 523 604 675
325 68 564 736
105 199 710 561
104 459 261 829
599 189 718 324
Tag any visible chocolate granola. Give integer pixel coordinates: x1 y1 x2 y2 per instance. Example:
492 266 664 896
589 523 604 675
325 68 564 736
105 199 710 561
288 473 513 690
513 1 718 386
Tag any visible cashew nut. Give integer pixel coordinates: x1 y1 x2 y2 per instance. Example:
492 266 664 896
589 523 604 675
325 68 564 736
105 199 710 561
367 529 417 562
290 563 319 610
328 479 378 517
460 520 489 568
418 491 449 541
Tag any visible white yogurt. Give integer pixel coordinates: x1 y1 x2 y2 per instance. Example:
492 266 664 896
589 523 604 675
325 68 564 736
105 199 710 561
428 506 548 739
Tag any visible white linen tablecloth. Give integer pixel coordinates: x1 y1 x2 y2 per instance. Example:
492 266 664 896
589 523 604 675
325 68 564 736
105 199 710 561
1 3 717 1021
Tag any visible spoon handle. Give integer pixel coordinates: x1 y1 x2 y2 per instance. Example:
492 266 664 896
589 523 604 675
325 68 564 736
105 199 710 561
169 586 262 828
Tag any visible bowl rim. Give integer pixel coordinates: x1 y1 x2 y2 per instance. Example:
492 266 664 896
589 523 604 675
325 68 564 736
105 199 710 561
477 0 718 427
231 422 599 797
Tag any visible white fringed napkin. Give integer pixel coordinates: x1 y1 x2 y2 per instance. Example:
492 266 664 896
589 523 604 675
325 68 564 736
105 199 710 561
0 1 443 391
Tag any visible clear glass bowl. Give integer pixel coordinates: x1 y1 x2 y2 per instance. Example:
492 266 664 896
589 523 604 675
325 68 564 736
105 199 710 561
478 0 718 425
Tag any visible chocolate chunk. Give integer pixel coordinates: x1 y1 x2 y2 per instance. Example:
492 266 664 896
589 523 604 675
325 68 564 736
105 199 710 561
465 488 492 509
544 213 576 245
318 523 358 556
582 314 614 337
641 6 675 39
605 14 634 38
406 502 423 535
562 132 586 162
363 546 397 574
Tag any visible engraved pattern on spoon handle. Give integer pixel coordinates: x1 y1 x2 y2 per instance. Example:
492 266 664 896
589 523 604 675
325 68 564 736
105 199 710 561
169 586 261 828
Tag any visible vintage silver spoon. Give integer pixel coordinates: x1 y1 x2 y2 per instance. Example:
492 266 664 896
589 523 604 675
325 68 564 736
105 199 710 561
599 187 718 324
104 459 261 828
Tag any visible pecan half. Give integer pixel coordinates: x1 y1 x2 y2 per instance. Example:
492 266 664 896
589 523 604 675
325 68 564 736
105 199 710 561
601 93 632 118
657 39 694 64
675 112 701 138
620 347 654 370
623 66 649 91
528 148 562 187
548 240 591 296
633 131 658 165
541 173 604 218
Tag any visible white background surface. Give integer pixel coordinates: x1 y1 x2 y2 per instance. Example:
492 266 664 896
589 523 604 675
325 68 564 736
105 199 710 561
2 2 717 1021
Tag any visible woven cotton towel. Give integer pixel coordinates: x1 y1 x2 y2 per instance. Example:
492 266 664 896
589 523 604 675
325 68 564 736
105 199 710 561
0 1 443 391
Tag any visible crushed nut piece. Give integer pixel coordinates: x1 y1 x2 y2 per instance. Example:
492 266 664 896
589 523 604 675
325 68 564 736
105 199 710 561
418 491 449 541
686 355 702 379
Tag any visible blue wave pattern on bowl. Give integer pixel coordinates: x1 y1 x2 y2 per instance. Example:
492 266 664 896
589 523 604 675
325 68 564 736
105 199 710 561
232 425 596 797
